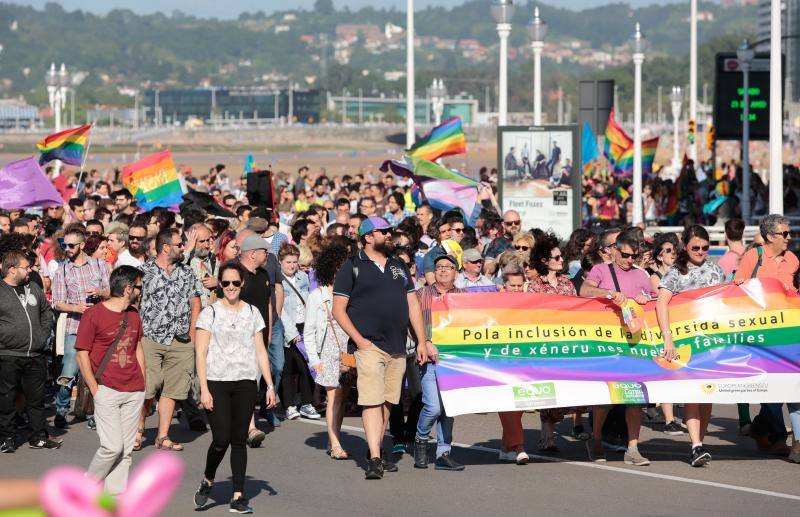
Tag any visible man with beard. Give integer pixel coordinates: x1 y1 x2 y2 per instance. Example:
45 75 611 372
116 223 148 269
186 224 219 307
52 226 111 430
333 217 428 480
0 251 59 452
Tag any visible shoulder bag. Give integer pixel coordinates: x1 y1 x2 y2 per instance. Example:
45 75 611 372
75 312 129 417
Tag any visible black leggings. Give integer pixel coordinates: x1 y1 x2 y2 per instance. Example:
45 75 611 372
204 380 257 493
281 343 313 407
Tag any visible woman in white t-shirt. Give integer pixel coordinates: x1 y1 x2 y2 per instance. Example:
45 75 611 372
193 263 276 514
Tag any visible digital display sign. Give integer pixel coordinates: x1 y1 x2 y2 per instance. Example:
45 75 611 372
713 52 783 141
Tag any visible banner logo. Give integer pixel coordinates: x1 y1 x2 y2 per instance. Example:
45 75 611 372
512 382 557 409
607 381 649 404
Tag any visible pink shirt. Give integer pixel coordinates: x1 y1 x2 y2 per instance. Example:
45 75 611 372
586 263 656 299
717 248 744 278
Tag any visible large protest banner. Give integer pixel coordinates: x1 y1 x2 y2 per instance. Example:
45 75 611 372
432 279 800 416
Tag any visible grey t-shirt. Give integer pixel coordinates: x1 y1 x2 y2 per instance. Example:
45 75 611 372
659 261 726 294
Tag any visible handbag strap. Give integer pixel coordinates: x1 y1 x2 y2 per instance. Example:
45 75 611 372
607 263 622 293
323 298 342 350
284 276 306 306
95 312 129 385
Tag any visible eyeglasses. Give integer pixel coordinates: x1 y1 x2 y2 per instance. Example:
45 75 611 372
514 245 530 251
619 251 640 260
771 230 791 239
451 228 464 234
129 235 145 241
435 265 456 271
221 280 243 288
690 245 710 252
550 255 564 261
504 220 521 227
660 247 675 255
63 242 81 250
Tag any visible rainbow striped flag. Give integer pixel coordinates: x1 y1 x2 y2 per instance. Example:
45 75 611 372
121 150 185 210
36 124 91 166
603 109 632 168
613 136 659 177
406 117 467 162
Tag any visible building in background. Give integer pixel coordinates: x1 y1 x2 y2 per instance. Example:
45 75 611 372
325 92 479 125
0 99 40 129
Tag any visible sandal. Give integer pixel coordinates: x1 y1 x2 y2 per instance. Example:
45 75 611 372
132 428 144 451
247 428 266 449
328 445 349 460
155 435 184 451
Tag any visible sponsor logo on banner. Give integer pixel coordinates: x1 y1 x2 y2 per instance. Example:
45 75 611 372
512 382 557 408
701 383 717 394
713 381 769 394
606 381 649 404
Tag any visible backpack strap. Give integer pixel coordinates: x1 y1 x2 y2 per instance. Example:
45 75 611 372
607 263 622 293
750 246 763 280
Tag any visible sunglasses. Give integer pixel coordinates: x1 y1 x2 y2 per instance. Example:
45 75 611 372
660 247 675 254
467 259 483 264
690 245 710 252
63 242 81 250
550 255 564 261
221 280 243 288
129 235 145 241
504 220 521 227
619 251 640 260
374 228 392 235
514 245 530 251
771 231 791 239
451 228 464 233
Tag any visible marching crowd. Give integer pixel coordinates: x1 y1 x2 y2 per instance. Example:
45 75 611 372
1 162 800 513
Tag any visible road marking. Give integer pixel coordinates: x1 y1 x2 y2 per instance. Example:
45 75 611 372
296 419 800 502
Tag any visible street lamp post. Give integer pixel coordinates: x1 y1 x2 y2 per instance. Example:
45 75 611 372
768 0 782 214
527 6 547 126
630 23 647 226
45 63 70 132
670 86 683 176
689 0 698 162
491 0 514 126
431 78 446 126
737 40 755 224
406 0 415 148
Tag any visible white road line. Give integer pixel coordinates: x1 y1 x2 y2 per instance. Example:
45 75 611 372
295 419 800 502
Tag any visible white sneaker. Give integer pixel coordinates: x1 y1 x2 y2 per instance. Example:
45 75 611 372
299 404 321 420
285 406 300 420
498 450 517 462
515 451 530 465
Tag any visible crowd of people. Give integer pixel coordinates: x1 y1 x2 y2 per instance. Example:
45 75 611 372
0 161 799 513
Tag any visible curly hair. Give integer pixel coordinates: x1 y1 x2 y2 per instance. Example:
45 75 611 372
314 238 350 287
83 234 107 257
530 232 562 276
564 228 594 264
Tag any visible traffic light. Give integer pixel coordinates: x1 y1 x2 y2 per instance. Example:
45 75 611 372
705 124 715 151
687 118 696 144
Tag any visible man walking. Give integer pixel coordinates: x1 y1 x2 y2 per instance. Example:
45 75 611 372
0 251 59 452
333 217 428 480
413 254 465 471
76 266 145 495
138 228 202 451
51 226 110 429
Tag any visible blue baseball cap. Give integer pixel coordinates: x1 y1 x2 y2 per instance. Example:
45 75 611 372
359 216 391 237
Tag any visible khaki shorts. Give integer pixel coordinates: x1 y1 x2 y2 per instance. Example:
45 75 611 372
355 345 405 407
142 336 195 400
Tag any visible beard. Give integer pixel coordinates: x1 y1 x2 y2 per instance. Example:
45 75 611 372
194 247 210 259
373 239 393 255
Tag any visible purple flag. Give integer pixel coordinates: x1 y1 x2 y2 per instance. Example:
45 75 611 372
0 157 64 209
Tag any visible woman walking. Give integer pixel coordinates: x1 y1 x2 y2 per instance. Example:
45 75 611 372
657 225 726 467
304 239 352 459
193 263 276 513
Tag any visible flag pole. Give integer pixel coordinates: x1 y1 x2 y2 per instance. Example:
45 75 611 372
73 125 93 198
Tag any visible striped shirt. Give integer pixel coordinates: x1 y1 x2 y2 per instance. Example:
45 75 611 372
51 257 110 335
416 283 463 342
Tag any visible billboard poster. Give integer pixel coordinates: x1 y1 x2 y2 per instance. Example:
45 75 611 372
497 125 581 240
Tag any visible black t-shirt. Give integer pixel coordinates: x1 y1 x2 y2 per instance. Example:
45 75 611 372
263 253 283 323
28 272 43 291
239 264 272 338
332 250 415 355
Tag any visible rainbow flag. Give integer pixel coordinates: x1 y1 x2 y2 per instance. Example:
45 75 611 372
431 279 800 416
613 136 660 177
36 124 91 166
603 109 632 167
121 150 185 210
412 179 481 227
406 117 467 162
617 185 630 202
380 155 479 188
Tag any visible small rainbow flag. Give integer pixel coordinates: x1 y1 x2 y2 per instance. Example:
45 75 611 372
36 124 91 166
603 109 632 167
614 137 660 177
406 117 467 162
121 150 185 210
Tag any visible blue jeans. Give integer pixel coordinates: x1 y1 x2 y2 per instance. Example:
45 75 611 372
415 363 453 459
55 334 79 416
788 403 800 441
269 319 285 390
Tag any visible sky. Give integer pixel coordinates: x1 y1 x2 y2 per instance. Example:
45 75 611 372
11 0 684 19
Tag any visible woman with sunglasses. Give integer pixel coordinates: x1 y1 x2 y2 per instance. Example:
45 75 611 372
657 225 725 467
647 233 679 292
512 232 534 263
193 262 276 513
526 233 589 451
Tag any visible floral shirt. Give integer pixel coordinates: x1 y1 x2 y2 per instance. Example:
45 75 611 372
527 274 577 296
659 260 726 294
140 260 202 346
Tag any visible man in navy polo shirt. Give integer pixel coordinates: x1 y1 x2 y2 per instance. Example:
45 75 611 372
333 216 428 480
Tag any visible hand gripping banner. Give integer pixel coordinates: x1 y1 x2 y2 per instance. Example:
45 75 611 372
431 279 800 416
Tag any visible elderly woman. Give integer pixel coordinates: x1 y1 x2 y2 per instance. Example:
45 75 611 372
657 225 726 468
304 239 352 459
511 232 535 262
526 233 589 450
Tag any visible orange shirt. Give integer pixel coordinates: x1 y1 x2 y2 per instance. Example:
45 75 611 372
734 246 799 290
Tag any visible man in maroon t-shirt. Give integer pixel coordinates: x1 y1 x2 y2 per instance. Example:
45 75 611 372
76 265 145 496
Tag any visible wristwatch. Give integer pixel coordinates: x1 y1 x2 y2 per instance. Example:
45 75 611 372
266 385 275 391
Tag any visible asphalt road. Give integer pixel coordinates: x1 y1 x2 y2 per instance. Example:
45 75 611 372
2 404 799 517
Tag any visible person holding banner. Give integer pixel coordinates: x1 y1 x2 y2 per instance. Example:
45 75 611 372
657 225 726 467
579 229 655 465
